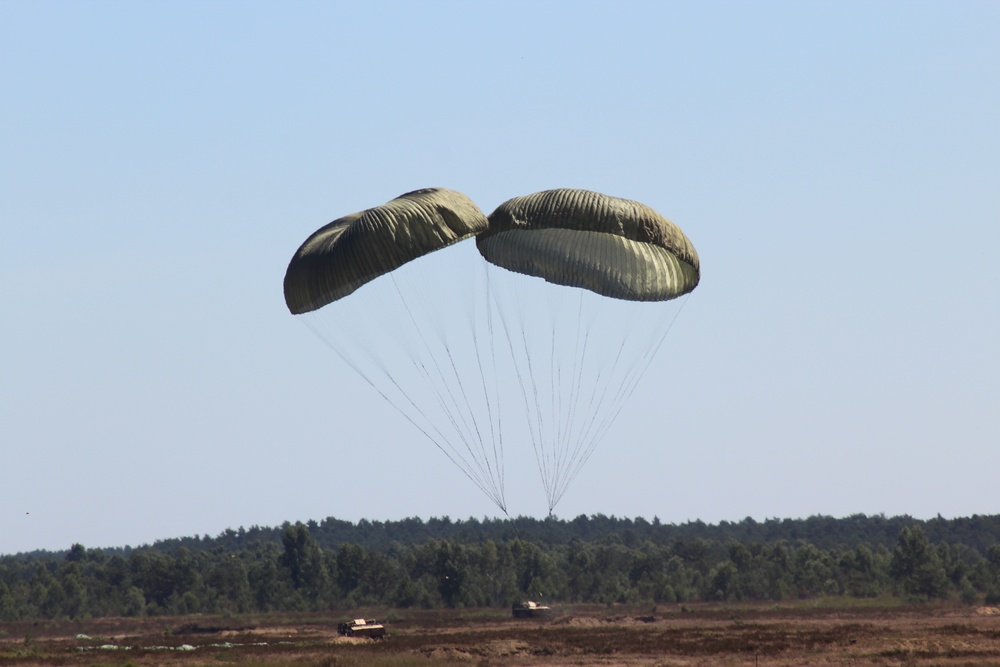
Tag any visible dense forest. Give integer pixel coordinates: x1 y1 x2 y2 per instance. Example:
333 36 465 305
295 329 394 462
3 514 1000 620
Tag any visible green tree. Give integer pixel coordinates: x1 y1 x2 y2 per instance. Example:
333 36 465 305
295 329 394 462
279 523 330 605
0 582 17 621
279 523 312 588
889 526 949 600
792 543 837 597
122 586 146 616
205 553 251 612
59 568 89 618
707 560 739 600
838 544 888 597
432 541 468 607
247 547 285 611
359 551 397 602
336 543 366 595
66 543 87 563
980 544 1000 604
473 539 518 606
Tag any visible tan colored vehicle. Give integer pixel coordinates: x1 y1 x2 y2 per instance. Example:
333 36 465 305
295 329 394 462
337 618 386 638
512 600 551 618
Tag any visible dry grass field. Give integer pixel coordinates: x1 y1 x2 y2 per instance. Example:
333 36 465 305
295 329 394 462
2 600 999 666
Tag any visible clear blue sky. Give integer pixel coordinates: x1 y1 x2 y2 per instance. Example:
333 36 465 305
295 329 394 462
2 1 997 555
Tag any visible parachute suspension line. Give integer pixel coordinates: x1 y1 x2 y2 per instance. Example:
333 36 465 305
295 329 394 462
444 268 503 508
548 322 557 505
559 292 582 460
551 294 692 509
301 272 509 510
546 333 615 510
551 335 630 509
635 292 690 391
518 289 554 513
518 307 549 504
479 261 692 514
554 308 601 486
557 311 618 488
588 293 692 454
576 334 630 457
461 249 507 512
381 273 489 488
549 292 598 507
570 334 651 503
301 315 505 510
464 329 503 508
486 267 550 509
590 293 691 454
486 270 672 515
441 339 496 491
550 291 590 513
386 269 507 512
387 271 475 442
480 265 506 509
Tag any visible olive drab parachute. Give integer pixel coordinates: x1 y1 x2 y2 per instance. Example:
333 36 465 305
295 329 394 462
477 189 700 512
478 189 699 301
283 188 489 314
284 187 700 515
284 188 507 511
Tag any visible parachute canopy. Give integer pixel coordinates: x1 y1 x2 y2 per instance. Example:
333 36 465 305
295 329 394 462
283 186 700 515
284 188 489 314
478 189 700 301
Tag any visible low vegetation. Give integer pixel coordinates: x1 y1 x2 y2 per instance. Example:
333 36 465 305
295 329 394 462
3 603 1000 666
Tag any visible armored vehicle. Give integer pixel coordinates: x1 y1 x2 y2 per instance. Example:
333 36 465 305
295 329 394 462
512 600 551 618
337 618 386 638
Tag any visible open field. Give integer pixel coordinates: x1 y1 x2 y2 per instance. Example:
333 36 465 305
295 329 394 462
2 601 1000 666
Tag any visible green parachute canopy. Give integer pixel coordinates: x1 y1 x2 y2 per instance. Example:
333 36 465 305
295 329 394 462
477 188 700 301
283 188 489 314
283 186 700 515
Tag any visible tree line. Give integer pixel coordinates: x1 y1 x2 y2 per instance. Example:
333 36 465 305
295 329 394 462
3 514 1000 620
121 513 1000 555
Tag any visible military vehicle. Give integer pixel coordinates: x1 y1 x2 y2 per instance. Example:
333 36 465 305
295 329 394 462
512 600 551 618
337 618 386 638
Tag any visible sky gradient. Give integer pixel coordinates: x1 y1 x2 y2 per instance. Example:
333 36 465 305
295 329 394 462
2 1 998 555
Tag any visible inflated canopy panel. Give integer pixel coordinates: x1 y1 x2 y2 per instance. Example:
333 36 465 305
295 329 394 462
477 189 700 301
284 188 489 314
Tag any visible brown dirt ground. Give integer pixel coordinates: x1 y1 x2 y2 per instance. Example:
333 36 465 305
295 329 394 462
2 601 1000 666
